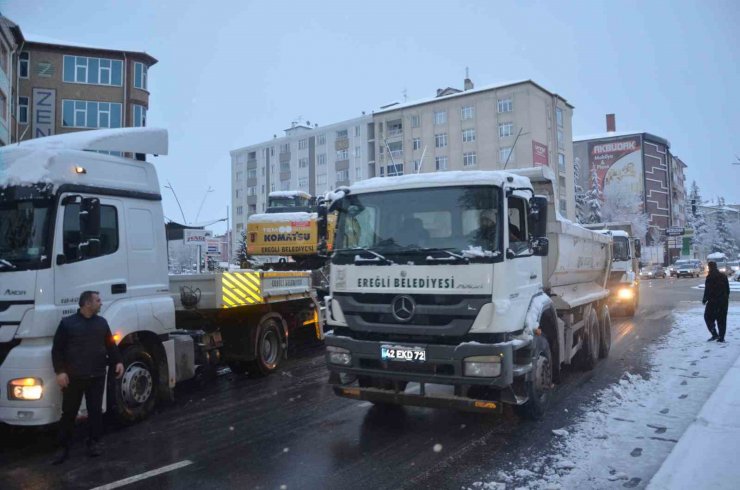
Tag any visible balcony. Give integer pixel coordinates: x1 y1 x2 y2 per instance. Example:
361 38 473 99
387 128 403 138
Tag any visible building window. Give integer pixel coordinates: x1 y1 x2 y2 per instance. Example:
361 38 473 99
558 153 566 173
355 167 362 180
236 223 244 232
556 107 564 128
497 97 512 113
354 146 361 158
499 147 514 164
462 128 476 143
247 168 257 179
236 206 244 216
318 153 326 165
298 157 308 168
337 149 349 160
279 143 290 153
413 138 422 150
461 106 474 120
463 152 477 167
271 183 276 192
435 156 448 171
336 169 349 182
0 90 6 122
317 174 327 185
411 115 420 128
248 204 257 214
134 62 148 90
132 104 146 127
19 52 30 79
236 171 244 181
434 111 447 125
0 43 6 75
557 129 564 150
63 56 123 86
298 177 308 187
435 133 448 148
18 96 29 124
235 189 242 198
62 100 122 128
317 133 326 145
298 138 308 150
387 163 404 177
355 125 361 137
336 129 348 139
499 122 513 138
380 166 384 177
413 160 421 172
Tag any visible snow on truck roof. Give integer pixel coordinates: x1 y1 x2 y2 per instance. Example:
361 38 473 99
268 190 312 199
347 169 539 195
11 127 168 155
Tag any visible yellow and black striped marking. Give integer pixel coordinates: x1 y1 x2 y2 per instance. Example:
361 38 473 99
221 272 263 308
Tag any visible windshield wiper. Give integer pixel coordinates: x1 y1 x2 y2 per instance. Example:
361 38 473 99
423 248 469 264
351 247 394 265
0 258 17 269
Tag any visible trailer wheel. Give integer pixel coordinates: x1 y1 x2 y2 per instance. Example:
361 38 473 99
248 319 284 377
578 308 600 371
518 336 553 420
598 305 612 359
108 344 157 425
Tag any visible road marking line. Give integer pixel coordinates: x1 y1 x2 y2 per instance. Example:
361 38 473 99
90 460 193 490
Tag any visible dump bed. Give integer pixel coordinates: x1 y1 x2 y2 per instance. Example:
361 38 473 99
509 167 612 309
169 270 312 311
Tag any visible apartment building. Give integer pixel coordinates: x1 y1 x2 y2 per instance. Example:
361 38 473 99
14 31 156 143
372 79 576 219
230 115 373 241
0 16 22 146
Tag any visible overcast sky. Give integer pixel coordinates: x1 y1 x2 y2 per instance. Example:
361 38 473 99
4 0 739 233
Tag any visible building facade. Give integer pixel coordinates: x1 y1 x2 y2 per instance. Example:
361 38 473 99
373 79 576 219
574 116 689 255
15 36 156 143
230 115 373 241
0 17 22 146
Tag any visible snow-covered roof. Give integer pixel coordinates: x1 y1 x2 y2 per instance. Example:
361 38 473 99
25 33 156 63
348 170 532 195
374 79 573 114
14 127 168 155
247 212 317 224
268 190 311 199
574 131 670 147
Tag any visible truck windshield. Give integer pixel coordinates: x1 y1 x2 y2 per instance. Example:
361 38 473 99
0 184 54 272
613 236 630 261
333 185 502 263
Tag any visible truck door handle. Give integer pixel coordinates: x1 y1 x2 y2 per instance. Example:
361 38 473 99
530 274 538 279
111 283 127 294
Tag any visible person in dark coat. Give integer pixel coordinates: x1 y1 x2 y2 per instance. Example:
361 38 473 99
703 261 730 343
51 291 124 464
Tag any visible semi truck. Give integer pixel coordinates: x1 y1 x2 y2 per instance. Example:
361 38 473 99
0 128 322 427
324 166 612 418
583 222 641 316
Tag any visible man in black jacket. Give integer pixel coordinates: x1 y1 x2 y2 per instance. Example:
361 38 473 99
703 261 731 343
51 291 124 464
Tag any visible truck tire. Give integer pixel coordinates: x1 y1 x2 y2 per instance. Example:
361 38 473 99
598 305 611 359
247 319 284 377
518 336 553 420
578 308 600 371
108 344 158 425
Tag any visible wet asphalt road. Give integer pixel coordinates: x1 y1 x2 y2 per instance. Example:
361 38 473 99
0 276 726 490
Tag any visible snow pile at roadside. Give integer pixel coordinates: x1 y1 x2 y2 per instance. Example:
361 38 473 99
467 305 740 490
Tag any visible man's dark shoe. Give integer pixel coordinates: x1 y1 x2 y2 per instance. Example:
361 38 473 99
717 338 726 343
86 440 102 458
51 447 69 465
708 335 719 341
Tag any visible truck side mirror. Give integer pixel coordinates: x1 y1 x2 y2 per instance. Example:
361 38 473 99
634 238 642 258
532 237 549 257
529 196 548 238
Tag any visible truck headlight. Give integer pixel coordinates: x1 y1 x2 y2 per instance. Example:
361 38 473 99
327 346 352 366
8 378 44 401
617 287 635 300
463 355 502 377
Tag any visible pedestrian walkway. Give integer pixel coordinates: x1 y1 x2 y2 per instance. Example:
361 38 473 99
648 348 740 489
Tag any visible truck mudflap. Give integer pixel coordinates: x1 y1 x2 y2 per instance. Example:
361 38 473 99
333 384 503 414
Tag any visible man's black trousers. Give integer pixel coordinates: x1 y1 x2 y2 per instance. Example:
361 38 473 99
57 376 106 447
704 301 729 340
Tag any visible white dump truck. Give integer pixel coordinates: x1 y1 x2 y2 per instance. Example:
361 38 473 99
324 166 612 418
583 222 641 316
0 128 321 427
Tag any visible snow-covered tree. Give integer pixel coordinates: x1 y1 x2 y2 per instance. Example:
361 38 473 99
236 230 249 267
712 197 738 256
687 181 711 256
601 185 649 242
574 157 588 223
583 168 602 224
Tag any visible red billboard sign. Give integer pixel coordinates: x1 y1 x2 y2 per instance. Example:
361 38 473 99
588 137 642 194
532 141 548 167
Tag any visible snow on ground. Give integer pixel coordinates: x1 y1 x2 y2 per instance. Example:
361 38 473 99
467 305 740 490
693 282 740 291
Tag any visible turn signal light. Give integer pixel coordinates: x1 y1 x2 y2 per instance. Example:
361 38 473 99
617 287 635 300
8 378 43 400
74 166 87 174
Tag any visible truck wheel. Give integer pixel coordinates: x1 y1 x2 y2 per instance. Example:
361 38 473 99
109 344 158 425
518 336 553 420
598 306 612 359
247 319 284 377
578 308 600 371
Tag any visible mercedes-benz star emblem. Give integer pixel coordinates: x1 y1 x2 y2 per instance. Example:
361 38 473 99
391 295 416 322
